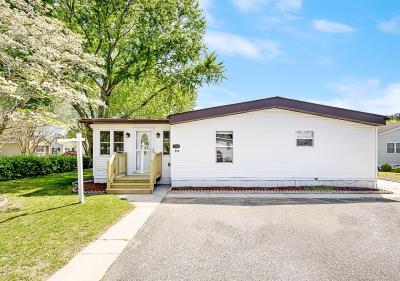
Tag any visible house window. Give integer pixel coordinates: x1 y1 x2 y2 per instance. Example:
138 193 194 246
163 131 170 155
296 130 314 147
113 131 124 152
216 131 233 163
52 147 61 154
100 131 110 155
386 143 400 154
36 145 45 153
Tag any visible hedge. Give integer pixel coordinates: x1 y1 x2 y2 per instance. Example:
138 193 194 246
0 155 91 181
380 163 392 172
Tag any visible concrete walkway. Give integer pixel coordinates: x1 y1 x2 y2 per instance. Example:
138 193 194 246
48 185 169 281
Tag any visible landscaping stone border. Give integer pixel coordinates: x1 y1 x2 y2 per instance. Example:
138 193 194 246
170 187 392 194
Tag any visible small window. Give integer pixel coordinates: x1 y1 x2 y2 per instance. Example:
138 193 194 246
100 131 110 155
163 131 170 155
36 145 45 153
296 130 314 147
114 131 124 152
216 131 233 163
387 143 395 153
396 143 400 154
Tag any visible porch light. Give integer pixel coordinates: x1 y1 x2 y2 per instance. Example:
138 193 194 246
125 132 131 138
156 132 160 138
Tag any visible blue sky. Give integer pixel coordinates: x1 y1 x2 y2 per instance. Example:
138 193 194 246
197 0 400 115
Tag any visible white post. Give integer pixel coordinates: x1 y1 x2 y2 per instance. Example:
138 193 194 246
77 133 84 203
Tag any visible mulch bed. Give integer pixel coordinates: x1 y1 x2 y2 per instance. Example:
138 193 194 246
170 186 391 193
72 180 106 194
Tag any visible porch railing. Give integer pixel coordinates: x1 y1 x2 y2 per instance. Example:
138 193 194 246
106 152 127 190
149 152 162 191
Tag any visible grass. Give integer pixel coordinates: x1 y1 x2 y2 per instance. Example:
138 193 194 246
0 170 133 281
378 171 400 182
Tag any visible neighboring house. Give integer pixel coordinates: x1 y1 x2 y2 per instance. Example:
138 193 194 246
81 96 387 194
0 136 77 156
378 123 400 167
0 136 51 156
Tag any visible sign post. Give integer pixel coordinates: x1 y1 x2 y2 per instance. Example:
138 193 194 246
58 133 86 203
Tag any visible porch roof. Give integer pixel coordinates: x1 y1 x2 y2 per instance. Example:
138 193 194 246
80 118 169 125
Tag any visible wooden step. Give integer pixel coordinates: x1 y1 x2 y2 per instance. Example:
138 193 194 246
114 177 150 183
107 188 152 194
110 183 151 189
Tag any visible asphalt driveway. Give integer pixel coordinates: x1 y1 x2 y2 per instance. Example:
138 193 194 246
103 196 400 281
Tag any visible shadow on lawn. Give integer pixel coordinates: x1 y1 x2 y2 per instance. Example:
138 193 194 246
0 202 79 225
162 197 400 206
0 172 92 197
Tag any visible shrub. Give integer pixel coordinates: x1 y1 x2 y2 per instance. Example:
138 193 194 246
380 163 392 172
394 166 400 173
0 155 92 181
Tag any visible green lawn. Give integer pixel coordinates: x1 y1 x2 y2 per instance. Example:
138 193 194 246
378 171 400 182
0 170 133 281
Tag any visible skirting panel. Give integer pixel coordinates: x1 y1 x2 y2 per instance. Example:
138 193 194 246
172 179 377 189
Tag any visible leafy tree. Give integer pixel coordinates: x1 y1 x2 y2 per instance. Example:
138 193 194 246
0 0 103 137
52 0 224 153
388 113 400 123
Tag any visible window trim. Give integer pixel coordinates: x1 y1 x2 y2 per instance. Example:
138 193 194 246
35 145 45 153
216 131 233 163
296 130 314 147
386 142 400 154
113 131 125 153
163 131 170 155
100 131 111 155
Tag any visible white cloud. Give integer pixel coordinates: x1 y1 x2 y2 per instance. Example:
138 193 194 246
275 0 302 13
314 77 400 115
233 0 302 13
205 31 283 59
196 87 245 109
313 19 355 33
198 0 220 25
378 16 400 33
232 0 267 12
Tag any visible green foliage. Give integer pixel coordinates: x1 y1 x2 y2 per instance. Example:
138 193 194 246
0 155 91 181
389 113 400 122
0 170 132 281
380 163 392 172
394 166 400 173
52 0 225 118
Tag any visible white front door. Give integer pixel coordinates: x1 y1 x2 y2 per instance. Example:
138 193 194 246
136 131 152 173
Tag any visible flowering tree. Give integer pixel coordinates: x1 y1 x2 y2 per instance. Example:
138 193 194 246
0 0 103 137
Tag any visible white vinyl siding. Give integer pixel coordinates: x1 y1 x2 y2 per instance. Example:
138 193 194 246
171 108 377 187
92 124 171 183
378 128 400 167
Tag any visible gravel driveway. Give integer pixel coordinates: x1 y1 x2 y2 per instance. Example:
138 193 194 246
103 196 400 281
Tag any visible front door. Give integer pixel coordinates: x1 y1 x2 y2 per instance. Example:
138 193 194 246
136 131 152 173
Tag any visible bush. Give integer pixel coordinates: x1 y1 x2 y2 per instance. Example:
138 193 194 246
394 166 400 173
0 155 92 181
380 163 392 172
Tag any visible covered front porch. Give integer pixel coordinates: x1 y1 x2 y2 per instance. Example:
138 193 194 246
106 152 162 194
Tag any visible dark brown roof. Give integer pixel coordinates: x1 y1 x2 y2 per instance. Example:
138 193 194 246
80 118 169 124
169 96 387 126
378 122 400 134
